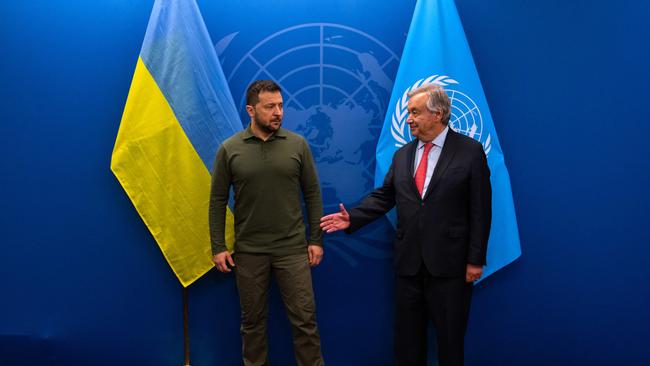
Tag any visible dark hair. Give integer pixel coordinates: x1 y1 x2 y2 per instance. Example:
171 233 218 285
246 80 282 106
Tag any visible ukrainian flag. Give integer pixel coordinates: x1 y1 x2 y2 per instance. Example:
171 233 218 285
111 0 240 287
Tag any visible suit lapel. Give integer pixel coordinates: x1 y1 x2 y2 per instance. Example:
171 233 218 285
405 140 421 198
422 128 458 201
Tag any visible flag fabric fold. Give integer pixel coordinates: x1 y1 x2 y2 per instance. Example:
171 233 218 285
375 0 521 280
111 0 241 287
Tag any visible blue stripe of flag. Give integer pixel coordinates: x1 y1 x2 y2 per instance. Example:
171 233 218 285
139 0 241 170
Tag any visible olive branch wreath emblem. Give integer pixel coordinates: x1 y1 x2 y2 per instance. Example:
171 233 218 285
390 74 492 156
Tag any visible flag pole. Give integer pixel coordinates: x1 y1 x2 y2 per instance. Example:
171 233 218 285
183 286 191 366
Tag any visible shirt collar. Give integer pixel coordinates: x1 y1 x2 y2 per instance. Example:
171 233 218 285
417 125 449 149
242 124 288 140
242 125 255 140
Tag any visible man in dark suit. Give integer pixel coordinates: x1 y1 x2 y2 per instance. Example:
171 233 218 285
320 84 491 366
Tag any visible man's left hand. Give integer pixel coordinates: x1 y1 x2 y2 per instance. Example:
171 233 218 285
466 263 483 283
308 245 323 267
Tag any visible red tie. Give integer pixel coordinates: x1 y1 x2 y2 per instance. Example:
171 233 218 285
415 143 433 196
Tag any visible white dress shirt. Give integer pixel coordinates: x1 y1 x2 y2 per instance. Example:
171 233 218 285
413 126 449 197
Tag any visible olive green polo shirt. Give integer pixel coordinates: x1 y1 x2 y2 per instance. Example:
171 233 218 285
209 126 323 255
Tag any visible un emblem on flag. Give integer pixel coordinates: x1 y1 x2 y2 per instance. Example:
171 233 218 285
390 75 492 155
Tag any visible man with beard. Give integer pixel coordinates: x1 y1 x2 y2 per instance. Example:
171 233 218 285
209 80 325 366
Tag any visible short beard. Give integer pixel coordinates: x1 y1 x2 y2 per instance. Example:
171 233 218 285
254 114 281 134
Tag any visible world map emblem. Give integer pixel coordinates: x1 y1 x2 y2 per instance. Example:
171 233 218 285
218 23 399 264
390 75 492 155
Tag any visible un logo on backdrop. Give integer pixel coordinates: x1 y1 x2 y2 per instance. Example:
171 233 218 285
390 75 492 155
220 23 399 264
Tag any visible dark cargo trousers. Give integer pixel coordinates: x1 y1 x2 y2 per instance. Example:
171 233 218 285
234 252 324 366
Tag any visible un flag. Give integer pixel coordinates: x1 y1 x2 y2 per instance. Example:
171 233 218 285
376 0 521 281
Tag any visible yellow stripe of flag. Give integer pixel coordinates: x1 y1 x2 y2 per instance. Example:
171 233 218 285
111 58 234 287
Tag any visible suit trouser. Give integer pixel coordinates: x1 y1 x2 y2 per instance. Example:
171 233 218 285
234 252 324 366
394 265 473 366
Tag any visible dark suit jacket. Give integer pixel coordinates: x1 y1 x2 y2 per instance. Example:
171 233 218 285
347 129 492 277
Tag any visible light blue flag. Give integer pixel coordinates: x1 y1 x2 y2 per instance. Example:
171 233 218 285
375 0 521 280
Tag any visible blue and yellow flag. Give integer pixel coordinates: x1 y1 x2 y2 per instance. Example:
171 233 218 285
376 0 521 281
111 0 240 287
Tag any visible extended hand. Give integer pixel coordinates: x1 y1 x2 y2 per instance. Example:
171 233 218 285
212 251 235 273
320 203 350 233
308 245 323 267
466 263 483 283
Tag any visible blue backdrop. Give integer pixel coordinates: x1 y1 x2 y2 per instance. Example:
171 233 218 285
1 0 649 365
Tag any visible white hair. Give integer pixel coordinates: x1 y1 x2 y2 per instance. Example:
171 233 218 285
407 84 451 125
